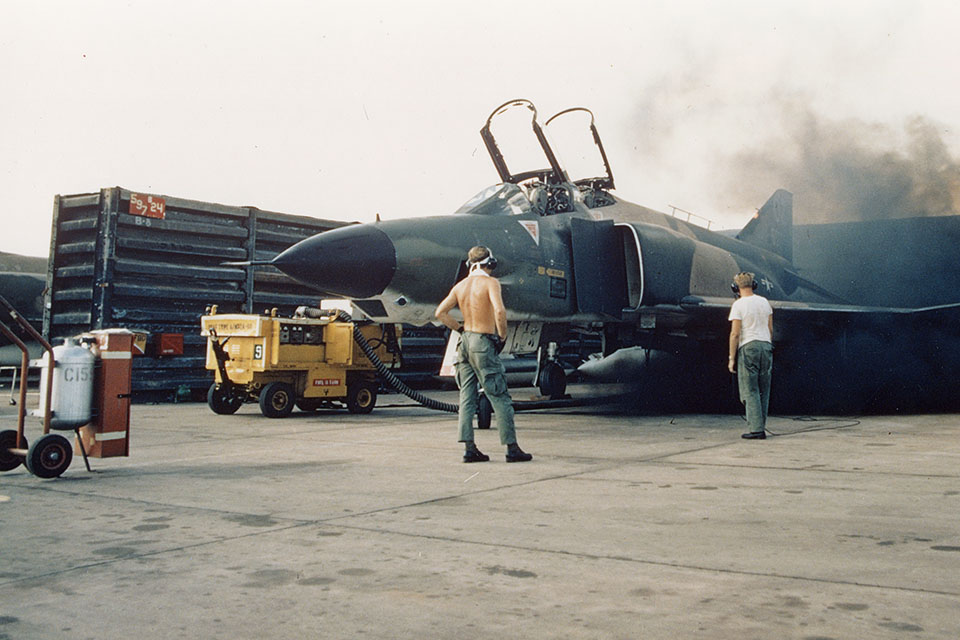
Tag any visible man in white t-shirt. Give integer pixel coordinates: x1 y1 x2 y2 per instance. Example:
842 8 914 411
728 272 773 439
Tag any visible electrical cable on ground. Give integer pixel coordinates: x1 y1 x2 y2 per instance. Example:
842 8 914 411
740 412 862 437
764 416 862 437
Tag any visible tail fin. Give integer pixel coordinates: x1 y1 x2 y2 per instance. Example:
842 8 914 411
736 189 793 263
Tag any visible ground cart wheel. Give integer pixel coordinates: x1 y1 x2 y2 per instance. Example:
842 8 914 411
477 393 492 429
346 381 377 414
207 383 243 415
259 382 295 418
0 429 26 472
538 362 566 398
24 433 72 479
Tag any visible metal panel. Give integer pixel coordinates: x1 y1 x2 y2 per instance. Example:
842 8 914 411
44 191 101 339
93 188 120 329
570 217 627 319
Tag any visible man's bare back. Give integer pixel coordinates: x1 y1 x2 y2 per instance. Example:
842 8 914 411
435 269 507 338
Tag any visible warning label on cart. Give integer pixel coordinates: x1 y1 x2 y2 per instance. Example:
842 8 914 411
313 378 342 387
202 317 262 337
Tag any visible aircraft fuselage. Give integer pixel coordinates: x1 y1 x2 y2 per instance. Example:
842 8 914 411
269 189 830 335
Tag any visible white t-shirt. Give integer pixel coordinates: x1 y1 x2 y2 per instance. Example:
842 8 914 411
728 295 773 347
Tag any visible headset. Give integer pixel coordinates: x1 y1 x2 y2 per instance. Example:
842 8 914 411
730 272 758 295
468 248 498 271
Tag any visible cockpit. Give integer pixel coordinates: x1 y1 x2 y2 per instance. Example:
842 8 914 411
455 99 617 217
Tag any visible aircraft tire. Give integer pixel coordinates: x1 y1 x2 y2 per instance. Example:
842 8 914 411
0 429 26 472
207 383 243 415
477 394 492 429
538 362 566 398
259 382 295 418
25 433 72 478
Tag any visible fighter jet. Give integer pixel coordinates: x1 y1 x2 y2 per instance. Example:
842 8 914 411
263 99 960 412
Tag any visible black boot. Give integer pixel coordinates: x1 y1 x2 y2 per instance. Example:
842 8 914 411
463 442 489 463
506 443 532 463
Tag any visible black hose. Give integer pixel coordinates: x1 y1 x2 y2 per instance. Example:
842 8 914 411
340 312 592 415
339 311 459 413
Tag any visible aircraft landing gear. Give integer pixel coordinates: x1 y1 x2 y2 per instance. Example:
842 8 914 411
477 393 492 429
538 361 566 398
536 341 567 398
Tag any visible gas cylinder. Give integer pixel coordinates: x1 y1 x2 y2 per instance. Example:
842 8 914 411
37 337 96 430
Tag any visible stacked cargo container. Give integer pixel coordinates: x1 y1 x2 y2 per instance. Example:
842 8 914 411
43 188 446 398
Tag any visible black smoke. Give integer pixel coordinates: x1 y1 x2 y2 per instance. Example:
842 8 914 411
717 105 960 413
722 104 960 224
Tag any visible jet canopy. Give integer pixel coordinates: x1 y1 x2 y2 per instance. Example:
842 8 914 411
456 99 617 217
454 183 535 216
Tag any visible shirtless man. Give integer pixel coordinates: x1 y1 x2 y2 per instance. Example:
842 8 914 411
435 246 532 463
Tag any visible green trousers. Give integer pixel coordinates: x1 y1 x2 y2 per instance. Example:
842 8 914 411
455 331 516 445
737 340 773 433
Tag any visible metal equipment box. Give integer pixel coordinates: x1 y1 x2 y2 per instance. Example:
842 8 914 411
201 310 399 418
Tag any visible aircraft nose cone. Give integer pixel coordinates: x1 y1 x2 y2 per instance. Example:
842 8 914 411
271 224 396 298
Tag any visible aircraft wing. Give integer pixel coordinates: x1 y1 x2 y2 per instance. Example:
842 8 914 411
676 296 960 343
683 295 960 317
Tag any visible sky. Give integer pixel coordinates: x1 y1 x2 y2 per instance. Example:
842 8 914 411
2 0 960 258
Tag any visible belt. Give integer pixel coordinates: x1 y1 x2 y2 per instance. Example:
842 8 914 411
463 330 500 341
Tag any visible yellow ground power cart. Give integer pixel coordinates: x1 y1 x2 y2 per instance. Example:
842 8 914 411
201 307 399 418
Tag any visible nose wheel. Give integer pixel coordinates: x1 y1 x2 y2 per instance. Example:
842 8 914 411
538 362 566 398
477 393 492 429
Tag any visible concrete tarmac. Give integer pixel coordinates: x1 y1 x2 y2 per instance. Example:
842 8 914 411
1 387 959 639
